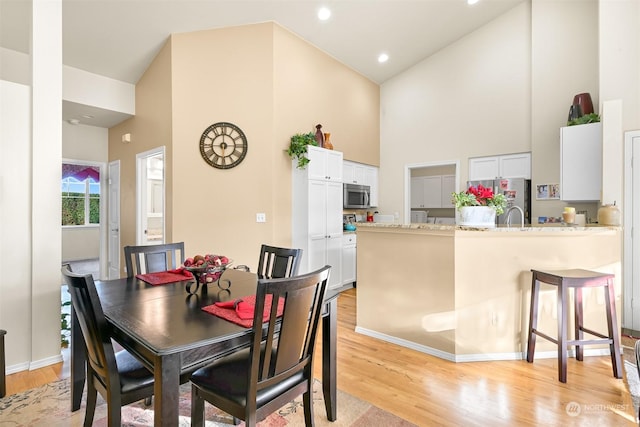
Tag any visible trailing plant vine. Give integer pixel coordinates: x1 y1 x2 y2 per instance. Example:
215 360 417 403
287 132 318 169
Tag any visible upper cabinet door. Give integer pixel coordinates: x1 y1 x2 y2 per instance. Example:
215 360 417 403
307 146 343 181
469 156 499 180
499 153 531 179
469 153 531 180
441 175 456 208
560 123 601 201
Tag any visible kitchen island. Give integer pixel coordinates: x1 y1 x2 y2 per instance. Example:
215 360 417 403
355 222 622 362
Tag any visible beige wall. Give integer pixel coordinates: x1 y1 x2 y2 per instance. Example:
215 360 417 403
530 0 599 220
379 1 639 225
380 3 531 220
109 23 380 272
110 40 173 266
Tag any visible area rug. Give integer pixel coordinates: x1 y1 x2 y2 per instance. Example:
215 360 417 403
0 379 416 427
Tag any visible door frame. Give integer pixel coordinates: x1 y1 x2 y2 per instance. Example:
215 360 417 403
107 160 120 279
136 146 166 245
623 130 640 333
404 160 460 224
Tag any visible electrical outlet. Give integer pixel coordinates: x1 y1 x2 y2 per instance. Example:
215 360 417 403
256 213 266 223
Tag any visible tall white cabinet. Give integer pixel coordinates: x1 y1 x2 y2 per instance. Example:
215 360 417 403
560 123 602 201
292 146 343 289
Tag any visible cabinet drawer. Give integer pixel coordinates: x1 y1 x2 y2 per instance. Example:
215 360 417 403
343 233 357 246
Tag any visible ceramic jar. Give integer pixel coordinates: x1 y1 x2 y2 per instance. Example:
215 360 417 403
597 204 621 226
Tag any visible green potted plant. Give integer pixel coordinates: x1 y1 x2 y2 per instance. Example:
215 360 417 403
567 112 600 126
287 132 318 169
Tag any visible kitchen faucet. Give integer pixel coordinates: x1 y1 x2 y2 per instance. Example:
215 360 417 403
506 206 525 229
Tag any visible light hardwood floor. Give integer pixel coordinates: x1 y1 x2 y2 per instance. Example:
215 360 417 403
6 288 637 426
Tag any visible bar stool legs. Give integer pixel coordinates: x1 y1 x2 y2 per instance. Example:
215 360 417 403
526 269 622 383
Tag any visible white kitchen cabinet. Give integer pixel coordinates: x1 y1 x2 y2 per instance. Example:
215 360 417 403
343 160 379 207
560 123 602 201
364 166 378 207
469 152 531 180
422 176 442 208
292 147 343 290
342 233 356 286
441 175 455 208
411 175 453 208
343 161 365 184
307 145 343 182
410 177 425 209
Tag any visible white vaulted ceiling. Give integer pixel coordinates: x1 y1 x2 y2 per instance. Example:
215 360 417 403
0 0 524 127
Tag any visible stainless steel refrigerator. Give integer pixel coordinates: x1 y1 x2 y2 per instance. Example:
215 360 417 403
467 178 531 225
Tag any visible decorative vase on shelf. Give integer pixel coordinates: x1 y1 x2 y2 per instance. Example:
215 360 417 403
315 124 324 148
323 132 333 150
573 93 594 115
457 206 497 228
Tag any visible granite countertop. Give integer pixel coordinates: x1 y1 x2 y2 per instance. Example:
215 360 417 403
354 222 619 232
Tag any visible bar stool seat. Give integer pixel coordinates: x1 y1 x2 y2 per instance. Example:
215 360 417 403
526 269 622 383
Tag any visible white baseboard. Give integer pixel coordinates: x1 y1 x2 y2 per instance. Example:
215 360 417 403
6 352 64 375
354 326 618 362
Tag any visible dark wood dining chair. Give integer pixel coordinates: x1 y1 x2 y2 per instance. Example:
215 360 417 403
61 265 155 427
190 265 331 427
123 242 185 277
636 340 640 421
255 244 302 279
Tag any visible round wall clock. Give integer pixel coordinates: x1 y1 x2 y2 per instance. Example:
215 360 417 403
199 122 248 169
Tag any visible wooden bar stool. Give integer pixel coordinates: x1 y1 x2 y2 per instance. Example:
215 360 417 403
526 269 622 383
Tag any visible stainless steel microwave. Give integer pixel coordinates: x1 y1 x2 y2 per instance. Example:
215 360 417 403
343 183 371 209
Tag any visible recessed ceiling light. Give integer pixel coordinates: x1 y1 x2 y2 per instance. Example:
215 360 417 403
318 7 331 21
467 0 480 5
378 53 389 63
81 114 94 119
68 119 80 125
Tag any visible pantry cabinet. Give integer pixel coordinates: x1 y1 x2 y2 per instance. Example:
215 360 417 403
560 123 602 201
469 153 531 181
292 146 343 289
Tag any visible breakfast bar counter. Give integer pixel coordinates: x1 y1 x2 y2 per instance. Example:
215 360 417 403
354 222 622 362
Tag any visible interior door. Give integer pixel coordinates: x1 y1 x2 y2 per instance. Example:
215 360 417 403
108 160 120 279
624 130 640 332
136 148 165 245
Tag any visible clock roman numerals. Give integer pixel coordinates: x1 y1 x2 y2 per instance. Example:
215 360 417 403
199 122 248 169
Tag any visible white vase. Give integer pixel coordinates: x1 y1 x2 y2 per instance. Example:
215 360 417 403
457 206 497 228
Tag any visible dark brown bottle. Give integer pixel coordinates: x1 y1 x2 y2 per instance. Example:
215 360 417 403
315 124 324 148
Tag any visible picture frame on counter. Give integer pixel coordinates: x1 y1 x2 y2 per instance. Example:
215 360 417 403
536 183 560 200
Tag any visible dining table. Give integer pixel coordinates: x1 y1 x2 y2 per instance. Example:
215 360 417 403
69 268 339 427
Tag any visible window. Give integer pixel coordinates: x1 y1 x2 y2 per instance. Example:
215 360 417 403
62 163 100 226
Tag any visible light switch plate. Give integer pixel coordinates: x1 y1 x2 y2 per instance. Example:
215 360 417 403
256 213 266 223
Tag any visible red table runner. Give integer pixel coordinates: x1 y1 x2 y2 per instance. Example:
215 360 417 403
202 294 284 328
136 268 193 285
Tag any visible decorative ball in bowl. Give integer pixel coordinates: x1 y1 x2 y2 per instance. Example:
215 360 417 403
183 254 232 284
